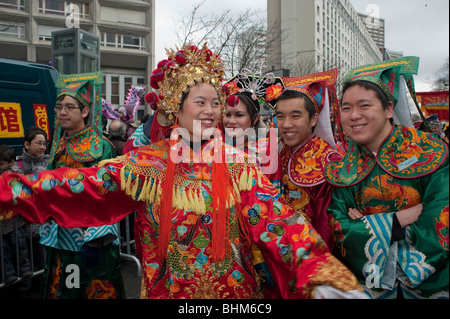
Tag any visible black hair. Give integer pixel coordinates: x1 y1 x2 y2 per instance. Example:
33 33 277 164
179 91 189 112
24 127 48 144
0 144 15 163
277 89 317 120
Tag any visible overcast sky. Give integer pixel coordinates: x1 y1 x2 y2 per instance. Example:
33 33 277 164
154 0 449 91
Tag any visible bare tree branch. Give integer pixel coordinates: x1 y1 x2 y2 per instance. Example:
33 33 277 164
432 58 449 91
173 4 291 78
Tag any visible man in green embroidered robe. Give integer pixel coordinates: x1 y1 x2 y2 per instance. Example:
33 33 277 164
325 58 449 299
39 72 124 299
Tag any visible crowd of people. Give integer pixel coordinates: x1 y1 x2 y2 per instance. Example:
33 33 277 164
0 43 448 300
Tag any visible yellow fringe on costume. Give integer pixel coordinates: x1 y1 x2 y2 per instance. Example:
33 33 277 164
98 155 258 216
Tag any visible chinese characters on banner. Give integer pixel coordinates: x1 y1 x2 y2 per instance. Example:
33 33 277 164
0 102 24 138
33 104 50 138
0 103 50 139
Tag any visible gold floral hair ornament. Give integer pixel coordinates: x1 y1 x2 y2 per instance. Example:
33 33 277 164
145 43 226 120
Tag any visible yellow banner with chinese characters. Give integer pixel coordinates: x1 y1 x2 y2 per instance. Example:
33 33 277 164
0 102 24 138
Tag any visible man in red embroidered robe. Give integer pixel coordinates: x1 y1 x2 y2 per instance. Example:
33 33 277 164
277 70 342 250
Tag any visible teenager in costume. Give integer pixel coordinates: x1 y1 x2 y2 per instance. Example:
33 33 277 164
38 72 125 299
325 57 449 299
0 43 365 299
222 71 284 298
276 70 342 250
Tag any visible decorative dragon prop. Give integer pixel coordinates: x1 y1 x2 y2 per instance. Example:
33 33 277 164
102 85 147 120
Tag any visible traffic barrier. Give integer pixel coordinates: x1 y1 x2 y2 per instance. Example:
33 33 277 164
0 213 141 290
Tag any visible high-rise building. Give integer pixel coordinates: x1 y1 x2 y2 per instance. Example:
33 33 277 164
358 13 385 50
267 0 383 84
358 12 403 61
0 0 155 118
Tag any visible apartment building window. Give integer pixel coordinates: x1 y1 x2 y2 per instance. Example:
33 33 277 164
110 76 120 105
39 0 89 18
123 35 143 49
101 7 146 26
0 0 25 10
101 32 146 50
0 21 25 39
38 25 62 41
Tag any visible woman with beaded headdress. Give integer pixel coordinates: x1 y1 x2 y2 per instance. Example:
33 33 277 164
221 66 284 298
0 43 365 299
222 66 284 192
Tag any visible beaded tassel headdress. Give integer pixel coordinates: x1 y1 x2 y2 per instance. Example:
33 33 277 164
145 43 226 119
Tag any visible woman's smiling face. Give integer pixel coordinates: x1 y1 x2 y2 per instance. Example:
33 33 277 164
223 101 254 139
177 83 221 142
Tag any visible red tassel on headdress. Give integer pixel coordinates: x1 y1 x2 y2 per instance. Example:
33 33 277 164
211 129 230 261
158 119 179 260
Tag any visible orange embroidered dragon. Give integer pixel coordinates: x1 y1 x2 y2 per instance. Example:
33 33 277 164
355 174 421 216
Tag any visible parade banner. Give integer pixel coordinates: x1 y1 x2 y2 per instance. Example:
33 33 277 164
0 102 24 138
33 104 51 138
417 91 449 122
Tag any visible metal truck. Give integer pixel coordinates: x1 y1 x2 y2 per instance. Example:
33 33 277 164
0 58 58 153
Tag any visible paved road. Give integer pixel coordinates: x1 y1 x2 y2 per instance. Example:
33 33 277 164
121 258 142 299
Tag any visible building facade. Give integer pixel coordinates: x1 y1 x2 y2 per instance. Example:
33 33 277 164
0 0 154 118
267 0 383 86
358 12 404 61
358 13 385 50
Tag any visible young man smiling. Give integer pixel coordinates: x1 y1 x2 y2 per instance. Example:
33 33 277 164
325 60 449 299
276 70 342 250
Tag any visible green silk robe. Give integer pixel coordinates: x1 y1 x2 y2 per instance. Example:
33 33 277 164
325 125 449 299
